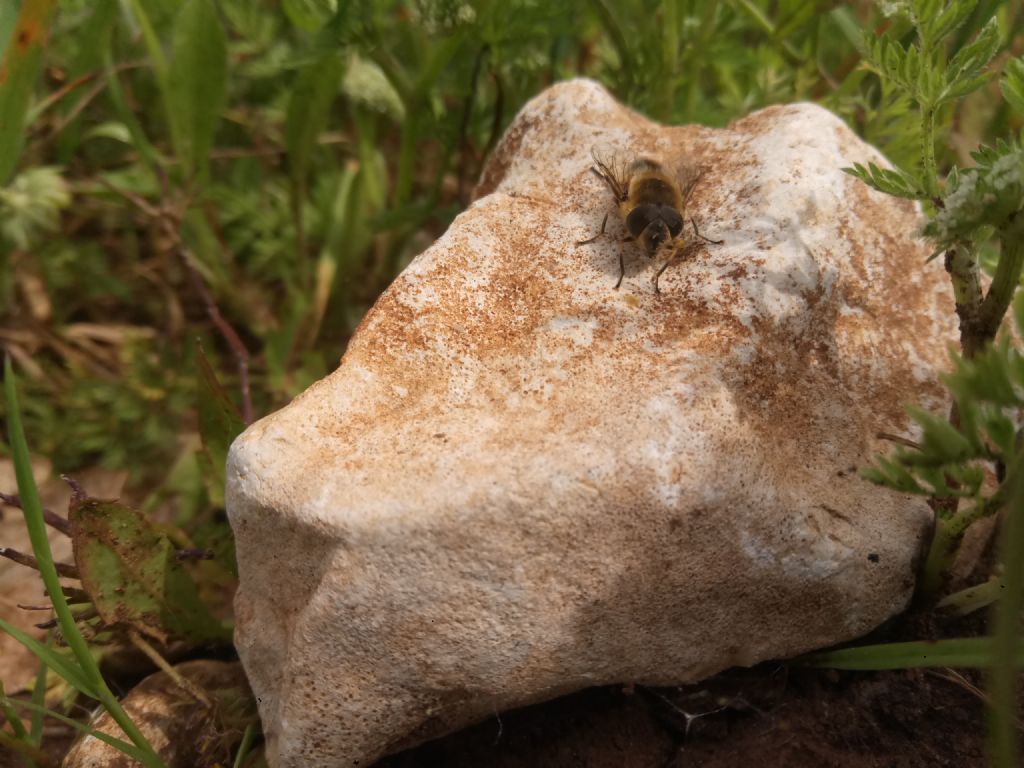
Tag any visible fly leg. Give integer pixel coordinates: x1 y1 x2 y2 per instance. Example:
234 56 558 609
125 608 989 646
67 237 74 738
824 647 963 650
653 257 675 294
614 235 636 289
690 218 723 245
653 223 721 294
652 239 689 294
576 213 609 245
579 215 630 289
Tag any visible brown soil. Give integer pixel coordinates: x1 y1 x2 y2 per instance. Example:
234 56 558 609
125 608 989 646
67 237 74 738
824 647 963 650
0 664 988 768
0 606 993 768
378 665 987 768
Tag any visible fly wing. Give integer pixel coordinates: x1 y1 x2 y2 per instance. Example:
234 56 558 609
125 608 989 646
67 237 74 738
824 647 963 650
677 162 706 209
590 148 631 202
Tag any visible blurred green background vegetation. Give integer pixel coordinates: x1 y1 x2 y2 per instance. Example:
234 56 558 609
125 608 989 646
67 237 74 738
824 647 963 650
0 0 1021 495
2 3 1024 764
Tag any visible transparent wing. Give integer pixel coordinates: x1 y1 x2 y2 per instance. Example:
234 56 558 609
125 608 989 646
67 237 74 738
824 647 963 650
589 148 631 202
677 162 706 207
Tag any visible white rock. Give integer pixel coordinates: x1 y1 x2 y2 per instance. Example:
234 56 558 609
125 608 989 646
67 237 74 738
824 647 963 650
226 79 955 768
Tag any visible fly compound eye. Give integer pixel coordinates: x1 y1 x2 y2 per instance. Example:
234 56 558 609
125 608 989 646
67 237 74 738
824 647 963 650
663 207 684 238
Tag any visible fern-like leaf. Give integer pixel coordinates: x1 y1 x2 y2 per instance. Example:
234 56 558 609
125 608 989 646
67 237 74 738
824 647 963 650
923 0 979 46
1000 57 1024 116
844 161 929 199
925 143 1024 246
937 17 999 106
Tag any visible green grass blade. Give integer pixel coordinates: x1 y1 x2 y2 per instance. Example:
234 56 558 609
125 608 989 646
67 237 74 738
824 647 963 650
0 1 18 62
121 0 176 165
233 722 256 768
102 46 162 175
0 694 153 763
3 358 104 692
0 729 46 767
167 0 227 179
800 637 1024 670
0 680 30 742
0 0 58 183
29 649 48 745
123 0 168 76
3 358 164 767
0 616 97 699
285 52 344 187
0 677 43 768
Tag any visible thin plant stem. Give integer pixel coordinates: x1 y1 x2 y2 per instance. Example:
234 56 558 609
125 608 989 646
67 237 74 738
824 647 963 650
988 450 1024 766
233 723 256 768
29 648 48 746
939 575 1004 615
977 225 1024 342
920 485 1009 600
0 680 30 744
0 546 79 578
920 103 939 198
128 630 212 708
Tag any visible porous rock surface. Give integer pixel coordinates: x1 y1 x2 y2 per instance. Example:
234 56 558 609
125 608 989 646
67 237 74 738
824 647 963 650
226 79 956 767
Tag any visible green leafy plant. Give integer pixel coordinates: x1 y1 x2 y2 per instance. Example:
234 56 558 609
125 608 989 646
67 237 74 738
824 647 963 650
815 290 1024 612
0 663 49 768
0 350 243 762
844 0 1024 602
0 167 70 250
3 0 1024 764
809 331 1024 762
864 291 1024 595
800 298 1024 764
0 0 57 182
2 357 166 768
833 2 1024 765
